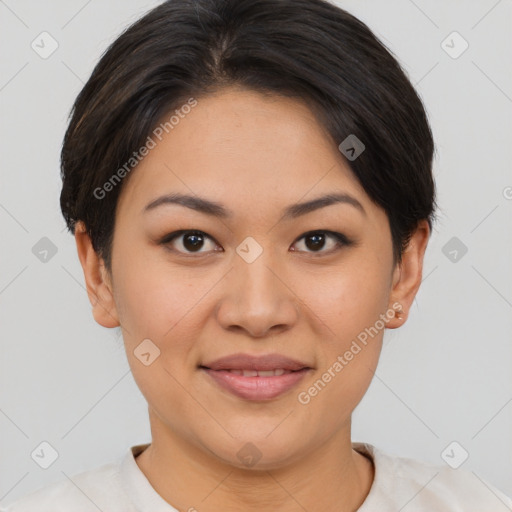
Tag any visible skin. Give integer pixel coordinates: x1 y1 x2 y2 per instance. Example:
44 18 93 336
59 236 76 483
75 86 429 512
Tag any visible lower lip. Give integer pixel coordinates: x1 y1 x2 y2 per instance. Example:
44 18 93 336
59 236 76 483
201 368 311 400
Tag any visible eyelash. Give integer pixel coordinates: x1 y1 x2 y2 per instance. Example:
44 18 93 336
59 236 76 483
159 229 354 257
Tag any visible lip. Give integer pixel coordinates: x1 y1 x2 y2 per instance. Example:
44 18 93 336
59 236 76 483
200 353 313 401
201 353 311 372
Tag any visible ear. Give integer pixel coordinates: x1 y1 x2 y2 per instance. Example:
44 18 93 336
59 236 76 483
74 221 120 328
386 219 430 329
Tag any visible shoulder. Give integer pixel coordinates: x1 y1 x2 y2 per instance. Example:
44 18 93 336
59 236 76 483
355 442 512 511
0 459 134 512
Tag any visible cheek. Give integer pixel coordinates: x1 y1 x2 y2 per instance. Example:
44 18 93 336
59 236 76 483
113 250 208 342
115 264 207 417
296 268 386 418
297 261 391 337
295 257 390 393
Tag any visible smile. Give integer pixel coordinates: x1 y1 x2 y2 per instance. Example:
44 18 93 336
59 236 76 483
199 352 313 400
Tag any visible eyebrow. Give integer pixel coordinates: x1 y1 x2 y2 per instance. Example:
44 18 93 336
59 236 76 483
143 192 366 219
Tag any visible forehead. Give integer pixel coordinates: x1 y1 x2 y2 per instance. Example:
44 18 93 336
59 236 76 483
116 87 373 219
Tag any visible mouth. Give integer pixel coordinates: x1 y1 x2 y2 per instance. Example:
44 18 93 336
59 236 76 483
199 353 313 401
206 368 297 377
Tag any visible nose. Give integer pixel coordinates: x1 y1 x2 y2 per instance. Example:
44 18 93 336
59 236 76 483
215 249 300 338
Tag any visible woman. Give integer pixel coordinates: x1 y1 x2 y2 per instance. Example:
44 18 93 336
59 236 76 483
3 0 511 510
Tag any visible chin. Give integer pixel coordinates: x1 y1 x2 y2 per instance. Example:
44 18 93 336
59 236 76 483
201 429 306 471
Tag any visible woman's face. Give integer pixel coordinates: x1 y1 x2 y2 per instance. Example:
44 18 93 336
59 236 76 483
84 87 426 469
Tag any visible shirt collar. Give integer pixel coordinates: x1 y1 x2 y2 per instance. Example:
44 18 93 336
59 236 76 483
119 443 179 512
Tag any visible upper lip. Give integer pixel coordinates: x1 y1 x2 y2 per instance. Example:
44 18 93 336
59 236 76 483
200 353 312 371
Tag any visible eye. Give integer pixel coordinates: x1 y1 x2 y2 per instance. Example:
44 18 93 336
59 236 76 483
291 230 353 255
160 230 221 254
160 229 353 256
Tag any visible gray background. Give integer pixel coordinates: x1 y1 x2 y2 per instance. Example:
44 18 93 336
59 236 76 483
1 0 511 507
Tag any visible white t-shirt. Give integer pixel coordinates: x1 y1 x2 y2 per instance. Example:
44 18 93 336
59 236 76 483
2 442 511 511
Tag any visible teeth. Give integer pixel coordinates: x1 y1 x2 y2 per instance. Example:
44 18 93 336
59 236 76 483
226 369 290 377
255 370 276 377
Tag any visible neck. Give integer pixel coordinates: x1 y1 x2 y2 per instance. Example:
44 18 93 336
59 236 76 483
135 409 374 512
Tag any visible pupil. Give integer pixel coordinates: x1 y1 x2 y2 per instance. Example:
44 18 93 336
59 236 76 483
184 233 203 251
306 233 325 251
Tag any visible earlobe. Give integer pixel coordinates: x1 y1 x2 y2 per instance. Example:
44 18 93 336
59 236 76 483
386 220 430 329
74 221 120 328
